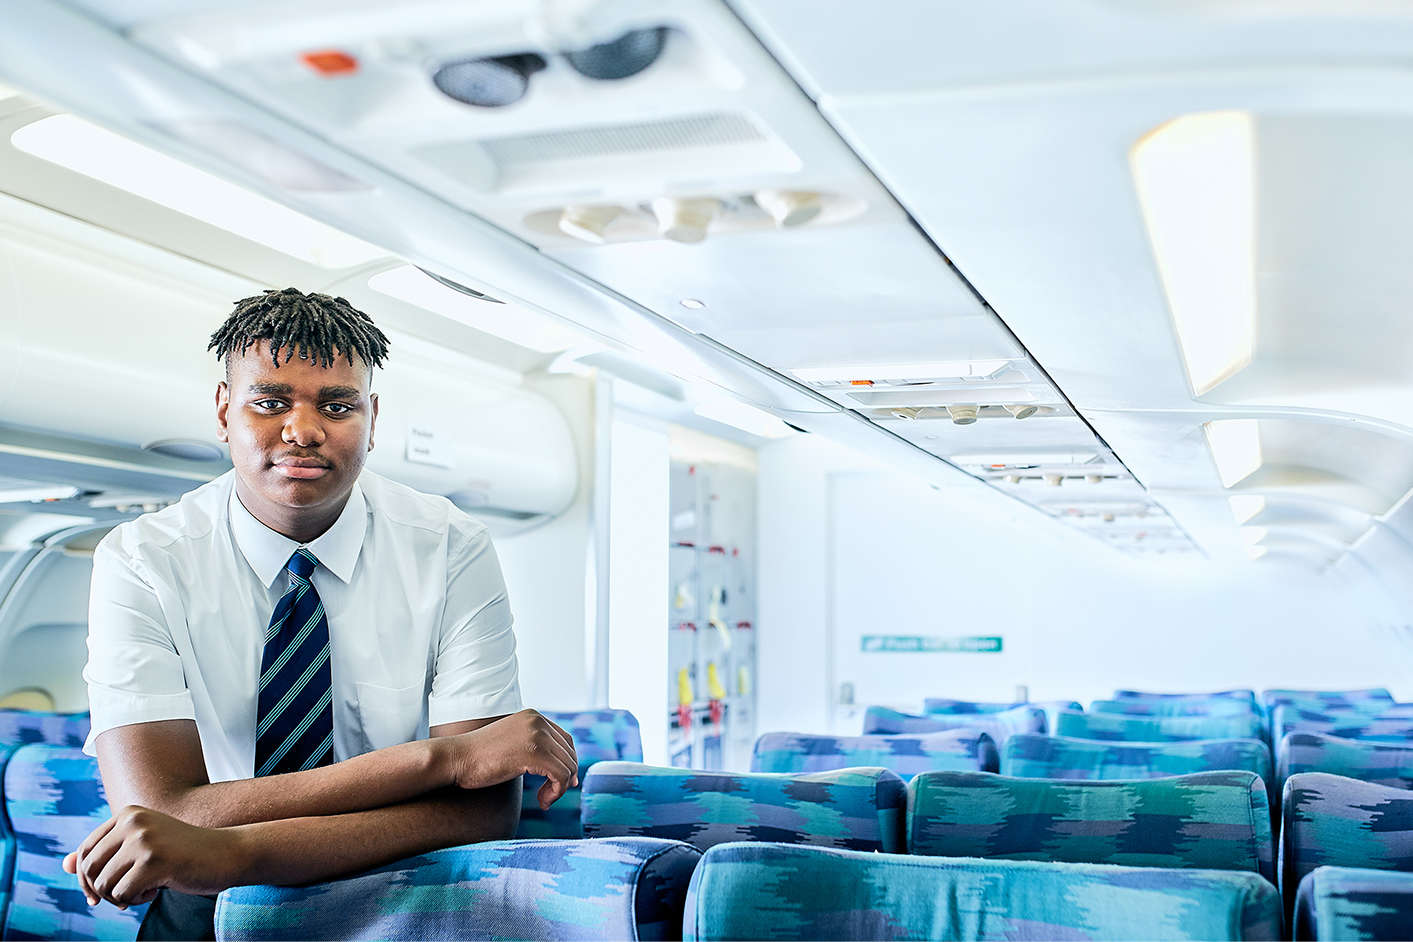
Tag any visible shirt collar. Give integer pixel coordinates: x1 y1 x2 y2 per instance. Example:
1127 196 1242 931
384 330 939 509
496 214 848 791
228 477 367 588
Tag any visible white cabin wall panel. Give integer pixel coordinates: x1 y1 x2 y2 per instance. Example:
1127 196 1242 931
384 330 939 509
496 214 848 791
758 443 1408 735
493 373 594 711
605 413 670 764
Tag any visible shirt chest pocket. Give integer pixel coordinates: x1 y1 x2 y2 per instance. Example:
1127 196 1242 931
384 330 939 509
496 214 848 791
354 680 428 751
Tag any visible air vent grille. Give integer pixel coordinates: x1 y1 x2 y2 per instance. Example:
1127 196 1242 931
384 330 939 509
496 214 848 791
480 112 764 165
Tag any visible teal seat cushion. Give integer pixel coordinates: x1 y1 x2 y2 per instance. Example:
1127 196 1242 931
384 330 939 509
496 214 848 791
1280 772 1413 917
863 706 1045 743
0 746 18 938
1057 709 1265 743
908 769 1273 881
1263 689 1393 714
922 699 1025 715
216 837 700 941
1278 732 1413 790
751 730 998 781
582 763 905 852
682 842 1281 941
1115 689 1257 703
1001 734 1274 803
0 711 90 750
1294 867 1413 941
2 744 147 941
1091 698 1260 718
1273 706 1413 744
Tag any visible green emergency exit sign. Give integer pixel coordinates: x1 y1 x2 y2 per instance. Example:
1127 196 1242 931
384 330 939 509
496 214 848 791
860 635 1003 653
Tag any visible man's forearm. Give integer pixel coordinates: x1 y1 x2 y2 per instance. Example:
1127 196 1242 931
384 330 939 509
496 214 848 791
227 779 521 888
148 737 457 828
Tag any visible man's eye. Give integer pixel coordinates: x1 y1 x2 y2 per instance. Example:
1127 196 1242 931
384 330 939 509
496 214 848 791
253 399 286 410
324 403 354 415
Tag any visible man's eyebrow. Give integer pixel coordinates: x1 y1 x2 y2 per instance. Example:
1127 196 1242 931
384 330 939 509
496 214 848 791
247 383 293 396
319 385 363 400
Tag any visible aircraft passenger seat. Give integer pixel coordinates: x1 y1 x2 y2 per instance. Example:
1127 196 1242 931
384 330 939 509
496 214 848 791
0 709 89 749
751 729 999 780
580 763 905 852
1277 732 1413 790
862 705 1044 743
1056 709 1265 743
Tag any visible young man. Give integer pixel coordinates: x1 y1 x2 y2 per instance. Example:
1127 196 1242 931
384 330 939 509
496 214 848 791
64 289 577 939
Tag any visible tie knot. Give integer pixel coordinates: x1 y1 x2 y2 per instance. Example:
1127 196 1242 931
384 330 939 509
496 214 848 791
286 548 318 580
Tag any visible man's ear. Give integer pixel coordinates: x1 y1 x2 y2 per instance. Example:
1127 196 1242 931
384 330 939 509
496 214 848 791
367 392 379 452
215 381 230 443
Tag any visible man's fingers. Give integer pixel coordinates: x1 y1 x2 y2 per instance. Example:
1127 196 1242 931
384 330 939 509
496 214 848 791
73 816 118 905
62 851 78 874
94 853 138 909
544 719 579 770
537 776 567 811
106 857 157 910
80 825 130 906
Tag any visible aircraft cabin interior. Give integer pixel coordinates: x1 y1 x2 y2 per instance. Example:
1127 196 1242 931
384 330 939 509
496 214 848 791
1 1 1412 940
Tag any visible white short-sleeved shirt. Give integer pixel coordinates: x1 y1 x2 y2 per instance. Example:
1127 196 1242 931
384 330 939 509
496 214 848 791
83 468 522 783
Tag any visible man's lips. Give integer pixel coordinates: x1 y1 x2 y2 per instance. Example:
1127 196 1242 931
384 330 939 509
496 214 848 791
272 458 331 479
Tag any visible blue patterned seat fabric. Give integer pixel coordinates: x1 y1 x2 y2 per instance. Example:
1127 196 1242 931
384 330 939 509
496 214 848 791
752 729 999 781
908 769 1274 881
1115 689 1258 703
216 836 700 942
1262 689 1393 714
1057 709 1266 743
1001 734 1275 801
1278 732 1413 790
0 745 19 937
921 699 1024 714
863 706 1045 743
581 762 905 852
1293 866 1413 941
683 841 1282 941
2 744 146 941
0 712 90 750
1280 772 1413 918
518 708 643 840
1091 698 1260 718
1273 706 1413 743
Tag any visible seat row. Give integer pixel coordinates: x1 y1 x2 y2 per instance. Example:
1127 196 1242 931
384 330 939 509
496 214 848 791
1 743 1287 940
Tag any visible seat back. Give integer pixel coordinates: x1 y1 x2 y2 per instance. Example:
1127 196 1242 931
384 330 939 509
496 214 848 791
1277 732 1413 789
1001 734 1274 798
518 708 643 839
1057 709 1265 743
907 769 1272 880
1273 706 1413 744
582 763 905 852
921 698 1024 714
1294 866 1413 942
0 711 89 749
751 729 999 780
1115 689 1257 703
1262 688 1393 714
0 746 18 938
863 705 1045 743
1280 772 1413 917
1 744 146 940
1090 698 1260 718
218 837 701 942
683 842 1282 942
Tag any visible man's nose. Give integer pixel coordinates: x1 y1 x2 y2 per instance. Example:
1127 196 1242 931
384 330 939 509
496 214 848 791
282 406 327 447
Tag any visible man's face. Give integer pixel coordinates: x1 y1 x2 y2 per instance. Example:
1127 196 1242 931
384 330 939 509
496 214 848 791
216 341 379 521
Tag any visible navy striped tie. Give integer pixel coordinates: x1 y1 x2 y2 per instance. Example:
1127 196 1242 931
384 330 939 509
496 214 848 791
255 548 335 777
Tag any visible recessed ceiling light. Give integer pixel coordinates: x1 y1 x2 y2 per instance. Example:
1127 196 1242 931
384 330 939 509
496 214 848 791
1132 111 1256 396
1204 419 1262 488
11 114 385 268
0 485 80 503
680 298 707 310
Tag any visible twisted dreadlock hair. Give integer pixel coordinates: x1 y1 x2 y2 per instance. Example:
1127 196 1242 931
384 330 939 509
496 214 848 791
208 288 390 378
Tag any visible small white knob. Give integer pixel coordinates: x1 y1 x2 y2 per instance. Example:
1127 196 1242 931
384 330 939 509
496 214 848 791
558 205 622 243
754 189 823 228
1003 403 1038 420
947 404 979 425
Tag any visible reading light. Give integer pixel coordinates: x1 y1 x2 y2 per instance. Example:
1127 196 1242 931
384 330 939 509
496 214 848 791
1132 111 1256 396
1005 474 1022 484
1229 494 1265 524
1204 419 1263 488
791 360 1009 383
11 114 384 267
754 189 822 228
1240 526 1268 545
558 205 621 243
946 404 979 426
1003 403 1038 420
433 53 547 107
1044 474 1064 487
693 397 793 439
1085 474 1103 484
651 197 720 243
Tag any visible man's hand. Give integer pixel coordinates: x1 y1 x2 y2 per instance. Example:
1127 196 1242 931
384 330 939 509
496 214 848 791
62 806 251 909
436 709 579 809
